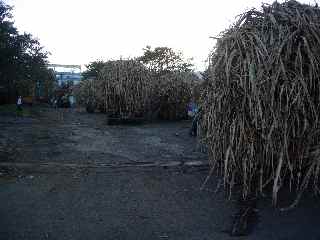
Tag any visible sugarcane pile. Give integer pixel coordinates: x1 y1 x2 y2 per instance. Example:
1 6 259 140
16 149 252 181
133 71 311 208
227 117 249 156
201 0 320 206
155 71 197 120
74 78 96 112
98 59 152 118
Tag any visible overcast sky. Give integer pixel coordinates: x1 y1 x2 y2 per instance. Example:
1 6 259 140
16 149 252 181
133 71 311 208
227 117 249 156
5 0 316 71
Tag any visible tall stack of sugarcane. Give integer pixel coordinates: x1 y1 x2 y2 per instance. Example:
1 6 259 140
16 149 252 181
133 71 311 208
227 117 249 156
98 59 152 118
154 71 197 120
74 78 96 112
201 0 320 207
78 59 199 120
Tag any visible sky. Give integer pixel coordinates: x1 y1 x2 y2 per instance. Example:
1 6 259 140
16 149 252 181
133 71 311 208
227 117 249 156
5 0 317 71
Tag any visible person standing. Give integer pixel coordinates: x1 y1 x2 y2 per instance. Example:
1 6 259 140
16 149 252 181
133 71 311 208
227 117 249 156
53 99 58 109
17 96 22 111
187 101 196 119
190 106 201 137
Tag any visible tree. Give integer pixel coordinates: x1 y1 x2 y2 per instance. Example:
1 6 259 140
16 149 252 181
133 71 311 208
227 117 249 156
0 0 54 103
138 46 193 74
82 60 105 80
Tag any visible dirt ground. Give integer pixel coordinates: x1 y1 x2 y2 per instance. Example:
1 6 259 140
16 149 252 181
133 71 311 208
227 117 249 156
0 107 207 166
0 106 320 240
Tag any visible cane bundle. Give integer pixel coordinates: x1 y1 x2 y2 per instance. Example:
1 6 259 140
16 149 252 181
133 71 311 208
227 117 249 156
201 0 320 205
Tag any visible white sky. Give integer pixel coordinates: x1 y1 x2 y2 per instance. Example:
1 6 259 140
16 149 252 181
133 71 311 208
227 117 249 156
5 0 316 71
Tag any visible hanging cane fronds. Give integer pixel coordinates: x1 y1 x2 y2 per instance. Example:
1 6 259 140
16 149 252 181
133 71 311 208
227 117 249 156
201 0 320 206
98 59 152 118
77 55 200 120
155 71 198 120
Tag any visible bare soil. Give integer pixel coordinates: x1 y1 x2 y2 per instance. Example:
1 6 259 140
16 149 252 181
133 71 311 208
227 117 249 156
0 106 319 240
0 107 206 166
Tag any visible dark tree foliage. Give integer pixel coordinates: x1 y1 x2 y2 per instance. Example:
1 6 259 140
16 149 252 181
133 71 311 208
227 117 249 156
0 1 54 103
82 60 105 80
138 46 193 74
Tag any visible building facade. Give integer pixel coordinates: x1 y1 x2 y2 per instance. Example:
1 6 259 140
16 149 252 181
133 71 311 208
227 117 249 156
48 64 82 86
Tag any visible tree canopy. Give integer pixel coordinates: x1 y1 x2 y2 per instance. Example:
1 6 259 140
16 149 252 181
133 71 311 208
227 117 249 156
0 0 54 103
81 60 105 80
138 46 193 74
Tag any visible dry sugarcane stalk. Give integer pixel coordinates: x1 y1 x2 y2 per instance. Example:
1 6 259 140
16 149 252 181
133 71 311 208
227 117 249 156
78 59 200 121
98 59 152 118
154 71 198 120
201 0 320 206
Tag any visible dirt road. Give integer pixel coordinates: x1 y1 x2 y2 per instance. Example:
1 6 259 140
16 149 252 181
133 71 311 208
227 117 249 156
0 106 319 240
0 107 207 166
